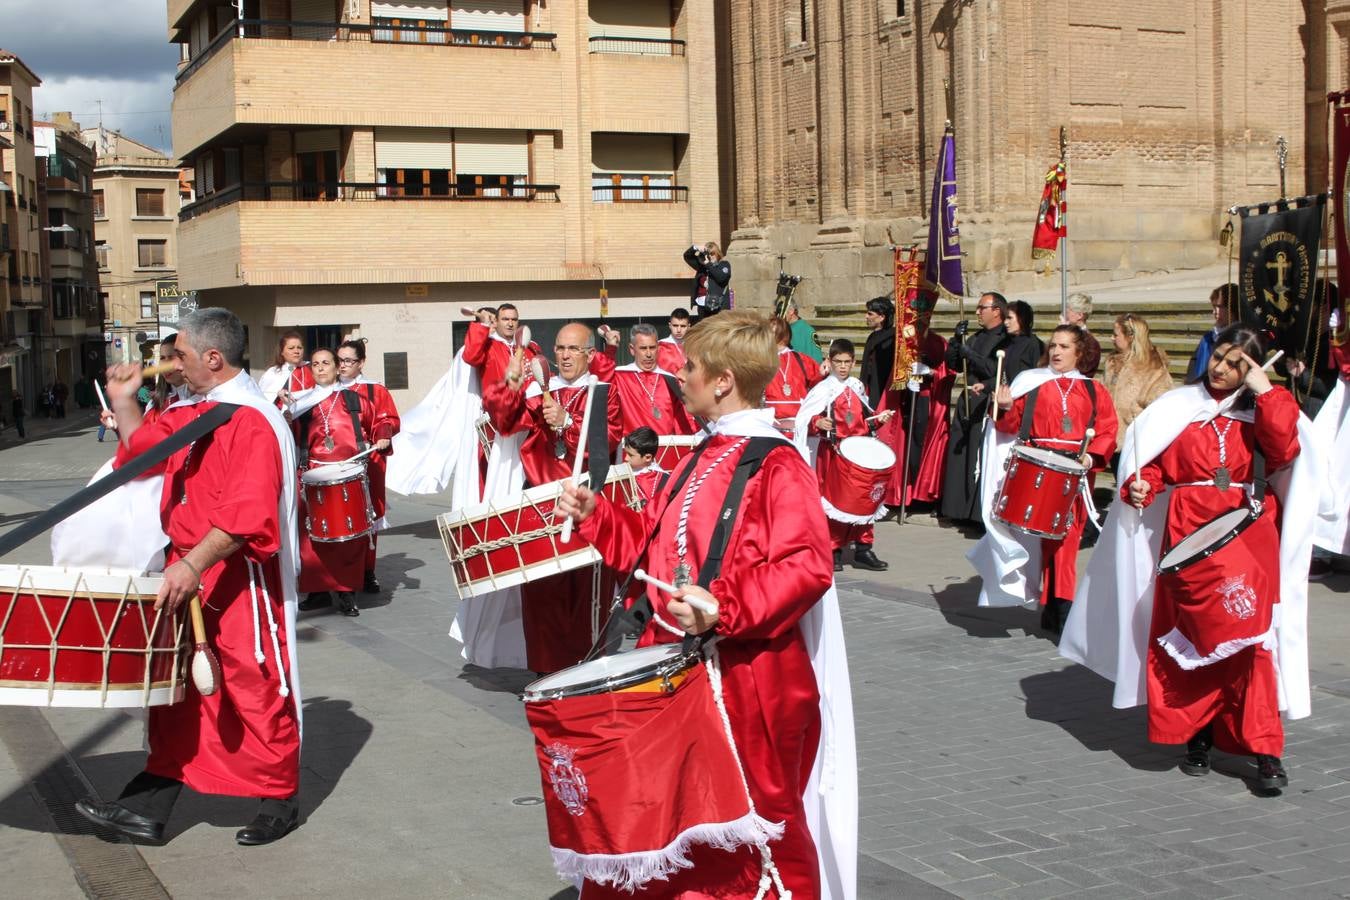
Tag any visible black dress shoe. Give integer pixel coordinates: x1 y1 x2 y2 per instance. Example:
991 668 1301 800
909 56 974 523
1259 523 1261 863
336 592 360 617
851 546 888 571
832 549 843 572
1180 725 1213 776
362 571 381 594
299 592 331 611
75 799 165 843
236 809 299 846
1256 755 1288 790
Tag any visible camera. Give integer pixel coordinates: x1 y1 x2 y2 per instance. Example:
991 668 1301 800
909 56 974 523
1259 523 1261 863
775 272 803 299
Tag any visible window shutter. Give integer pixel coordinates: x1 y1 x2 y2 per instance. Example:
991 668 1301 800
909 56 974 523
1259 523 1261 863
454 129 528 175
375 128 455 169
450 1 525 33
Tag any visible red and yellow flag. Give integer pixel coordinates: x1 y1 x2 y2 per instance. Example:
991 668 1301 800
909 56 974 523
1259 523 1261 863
1031 162 1066 259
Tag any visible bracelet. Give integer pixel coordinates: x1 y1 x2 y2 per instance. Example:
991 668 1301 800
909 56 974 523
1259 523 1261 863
176 557 202 581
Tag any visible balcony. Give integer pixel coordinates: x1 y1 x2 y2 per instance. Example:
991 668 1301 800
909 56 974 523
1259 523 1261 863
173 21 565 157
176 185 571 289
179 180 561 222
591 173 686 203
588 36 685 57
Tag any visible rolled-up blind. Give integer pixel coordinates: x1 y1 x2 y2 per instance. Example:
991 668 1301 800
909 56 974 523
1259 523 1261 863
294 128 340 154
375 127 455 169
454 129 528 175
451 1 525 33
372 1 449 20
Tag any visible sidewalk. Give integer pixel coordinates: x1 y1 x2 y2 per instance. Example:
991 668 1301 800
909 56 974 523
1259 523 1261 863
0 407 102 452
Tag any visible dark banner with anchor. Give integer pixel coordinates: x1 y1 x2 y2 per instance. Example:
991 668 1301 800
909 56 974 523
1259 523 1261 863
1237 193 1327 363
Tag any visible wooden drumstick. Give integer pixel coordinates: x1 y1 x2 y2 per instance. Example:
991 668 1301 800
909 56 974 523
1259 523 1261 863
141 361 177 379
93 378 110 413
1132 430 1145 510
530 357 553 403
634 568 719 615
188 594 221 697
516 324 532 358
460 305 480 318
560 380 596 544
1080 427 1096 462
990 350 1006 422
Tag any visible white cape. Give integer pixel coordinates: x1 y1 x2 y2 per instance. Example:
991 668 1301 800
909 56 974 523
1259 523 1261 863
51 460 169 573
791 375 871 469
1059 383 1328 721
1313 378 1350 555
967 368 1089 607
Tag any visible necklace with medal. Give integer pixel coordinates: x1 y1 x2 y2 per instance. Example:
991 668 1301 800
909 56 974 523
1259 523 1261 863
636 369 662 421
553 383 589 458
1210 417 1235 490
1053 377 1075 434
778 353 793 397
671 437 749 588
316 391 341 451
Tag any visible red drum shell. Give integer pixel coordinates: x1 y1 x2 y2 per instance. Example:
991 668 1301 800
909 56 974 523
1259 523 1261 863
823 436 897 518
302 462 374 543
0 566 187 708
653 435 701 473
993 444 1086 539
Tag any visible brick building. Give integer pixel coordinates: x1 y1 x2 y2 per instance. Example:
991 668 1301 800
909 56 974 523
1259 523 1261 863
719 2 1343 311
167 0 720 403
0 48 41 412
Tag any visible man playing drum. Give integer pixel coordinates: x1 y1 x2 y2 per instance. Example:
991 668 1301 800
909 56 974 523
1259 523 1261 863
76 308 301 847
337 339 400 594
764 315 825 437
463 302 538 388
593 323 699 438
557 310 850 898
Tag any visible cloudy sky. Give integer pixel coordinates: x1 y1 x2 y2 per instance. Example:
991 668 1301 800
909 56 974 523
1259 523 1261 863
1 0 178 153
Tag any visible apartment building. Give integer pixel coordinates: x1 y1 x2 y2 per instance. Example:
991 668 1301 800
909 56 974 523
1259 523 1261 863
34 114 103 389
80 127 182 364
0 49 41 411
167 0 721 403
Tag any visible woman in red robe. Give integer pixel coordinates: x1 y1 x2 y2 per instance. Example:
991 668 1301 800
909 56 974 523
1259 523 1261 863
764 315 825 437
993 325 1118 632
294 348 377 617
558 310 835 899
1123 326 1298 790
338 339 400 593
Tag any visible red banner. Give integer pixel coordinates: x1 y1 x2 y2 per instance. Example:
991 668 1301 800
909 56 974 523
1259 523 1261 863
1032 162 1067 259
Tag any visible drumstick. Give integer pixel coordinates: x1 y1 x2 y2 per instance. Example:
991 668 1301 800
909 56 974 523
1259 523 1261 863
991 350 1006 422
634 568 719 616
1132 428 1145 510
461 305 479 318
517 324 532 355
342 445 379 465
142 361 177 380
188 594 221 697
560 380 596 544
530 357 553 403
93 378 110 413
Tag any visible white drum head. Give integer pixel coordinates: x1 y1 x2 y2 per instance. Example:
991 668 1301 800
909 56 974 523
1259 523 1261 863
839 436 897 471
1013 445 1086 474
1159 508 1252 570
657 435 701 449
302 462 367 484
523 644 686 698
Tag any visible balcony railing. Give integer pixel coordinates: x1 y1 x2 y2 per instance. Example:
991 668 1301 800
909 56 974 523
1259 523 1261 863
588 35 686 57
591 174 686 203
179 180 562 222
176 18 558 85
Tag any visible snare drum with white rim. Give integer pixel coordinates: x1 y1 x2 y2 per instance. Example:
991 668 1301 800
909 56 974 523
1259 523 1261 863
993 444 1087 539
522 643 700 702
1157 507 1257 575
301 461 374 543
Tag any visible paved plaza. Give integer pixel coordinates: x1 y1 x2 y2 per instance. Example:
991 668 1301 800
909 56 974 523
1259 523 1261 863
2 419 1350 899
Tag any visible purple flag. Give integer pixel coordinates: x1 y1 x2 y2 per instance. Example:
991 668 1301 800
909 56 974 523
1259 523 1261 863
925 124 964 300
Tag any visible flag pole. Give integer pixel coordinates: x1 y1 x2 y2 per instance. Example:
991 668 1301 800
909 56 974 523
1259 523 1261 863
1059 126 1069 322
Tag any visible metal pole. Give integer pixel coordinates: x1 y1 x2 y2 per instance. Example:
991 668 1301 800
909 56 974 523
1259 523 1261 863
1277 135 1289 201
899 379 919 525
1059 126 1069 321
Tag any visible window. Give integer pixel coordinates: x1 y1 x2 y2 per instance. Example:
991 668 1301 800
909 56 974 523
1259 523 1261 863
137 239 168 268
93 189 105 218
135 188 164 217
897 0 906 15
96 241 109 269
0 108 7 129
140 291 155 319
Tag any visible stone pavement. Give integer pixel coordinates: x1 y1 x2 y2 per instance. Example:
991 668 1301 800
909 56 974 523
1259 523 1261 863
2 425 1350 899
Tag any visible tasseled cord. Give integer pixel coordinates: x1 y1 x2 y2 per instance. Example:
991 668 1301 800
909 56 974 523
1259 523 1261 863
246 559 290 698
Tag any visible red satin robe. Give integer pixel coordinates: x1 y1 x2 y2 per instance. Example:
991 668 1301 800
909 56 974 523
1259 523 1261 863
286 363 315 394
115 403 299 799
633 465 666 506
294 389 376 593
1123 388 1299 755
657 336 687 375
483 376 624 673
809 385 877 548
995 376 1118 604
463 322 539 388
346 379 401 572
877 329 952 505
765 348 825 435
578 436 832 899
609 364 698 437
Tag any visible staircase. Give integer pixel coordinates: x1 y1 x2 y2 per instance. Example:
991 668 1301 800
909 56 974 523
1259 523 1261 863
810 298 1212 381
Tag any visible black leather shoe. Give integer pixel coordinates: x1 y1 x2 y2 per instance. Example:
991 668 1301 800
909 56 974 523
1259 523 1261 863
1180 725 1213 776
235 809 299 846
851 546 888 571
1256 755 1288 790
75 799 164 843
299 592 331 611
832 550 843 572
362 571 381 594
336 592 360 617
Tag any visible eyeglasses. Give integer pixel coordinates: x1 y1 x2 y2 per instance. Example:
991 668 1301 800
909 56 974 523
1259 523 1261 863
336 357 359 365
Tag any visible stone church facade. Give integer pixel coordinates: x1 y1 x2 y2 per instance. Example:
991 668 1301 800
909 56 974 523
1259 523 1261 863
717 1 1347 310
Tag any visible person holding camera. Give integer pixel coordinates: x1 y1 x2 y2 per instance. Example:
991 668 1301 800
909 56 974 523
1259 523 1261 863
683 241 732 318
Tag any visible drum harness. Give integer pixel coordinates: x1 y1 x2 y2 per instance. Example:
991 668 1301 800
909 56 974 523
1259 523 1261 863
585 433 799 900
1016 381 1105 532
296 388 368 469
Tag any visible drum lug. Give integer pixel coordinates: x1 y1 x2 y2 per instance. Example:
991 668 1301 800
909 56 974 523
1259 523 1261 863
346 516 354 532
1034 471 1044 489
660 673 675 693
314 490 323 505
321 520 329 535
1007 460 1019 477
1051 512 1062 531
1023 504 1034 524
1062 479 1073 496
342 484 350 502
996 496 1007 514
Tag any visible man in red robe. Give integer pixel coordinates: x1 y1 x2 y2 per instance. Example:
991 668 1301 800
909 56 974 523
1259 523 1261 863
338 339 400 593
657 307 691 374
766 316 825 437
877 313 951 506
483 323 623 672
77 308 301 847
463 302 538 388
593 323 698 438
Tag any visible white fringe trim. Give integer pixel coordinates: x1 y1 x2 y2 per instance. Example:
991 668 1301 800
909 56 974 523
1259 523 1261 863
549 812 785 893
1156 625 1275 671
820 496 885 525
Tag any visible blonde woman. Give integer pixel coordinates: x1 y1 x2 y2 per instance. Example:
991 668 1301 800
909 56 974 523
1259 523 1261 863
1103 313 1173 433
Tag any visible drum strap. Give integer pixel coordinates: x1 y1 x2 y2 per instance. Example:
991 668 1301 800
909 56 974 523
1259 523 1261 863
590 436 791 658
0 403 241 558
661 373 709 431
1019 380 1097 444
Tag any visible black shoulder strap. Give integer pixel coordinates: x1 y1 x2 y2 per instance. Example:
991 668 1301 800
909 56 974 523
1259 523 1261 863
1084 380 1098 434
0 403 241 558
791 351 808 385
1018 385 1039 442
695 437 789 588
365 383 375 404
297 409 312 468
342 389 368 451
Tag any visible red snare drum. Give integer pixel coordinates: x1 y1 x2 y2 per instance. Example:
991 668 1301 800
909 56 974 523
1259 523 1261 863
823 436 896 522
302 462 374 543
653 434 701 472
994 445 1086 539
0 566 188 708
438 465 641 600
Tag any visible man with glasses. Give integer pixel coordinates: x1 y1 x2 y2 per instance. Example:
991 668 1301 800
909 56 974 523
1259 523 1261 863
939 292 1034 523
484 323 623 673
